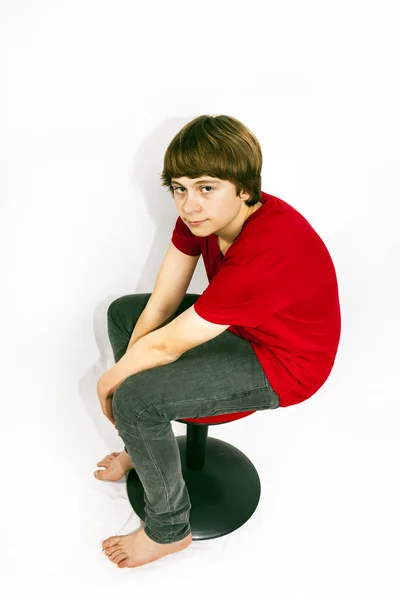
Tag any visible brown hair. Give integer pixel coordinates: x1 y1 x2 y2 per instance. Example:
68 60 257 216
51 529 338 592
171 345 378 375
160 114 263 207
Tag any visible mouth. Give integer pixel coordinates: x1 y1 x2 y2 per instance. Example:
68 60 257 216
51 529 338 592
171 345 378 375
188 219 207 225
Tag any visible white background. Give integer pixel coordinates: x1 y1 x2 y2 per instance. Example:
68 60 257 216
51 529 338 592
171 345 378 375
1 0 399 597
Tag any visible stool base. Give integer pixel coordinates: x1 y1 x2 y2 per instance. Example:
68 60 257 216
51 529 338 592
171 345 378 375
126 435 261 541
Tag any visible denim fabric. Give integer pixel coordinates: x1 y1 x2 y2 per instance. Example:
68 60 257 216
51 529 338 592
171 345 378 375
107 293 280 544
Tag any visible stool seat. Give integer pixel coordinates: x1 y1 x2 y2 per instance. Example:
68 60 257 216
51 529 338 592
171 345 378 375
126 410 261 541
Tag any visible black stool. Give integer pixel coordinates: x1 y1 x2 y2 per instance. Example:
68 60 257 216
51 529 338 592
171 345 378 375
126 410 260 541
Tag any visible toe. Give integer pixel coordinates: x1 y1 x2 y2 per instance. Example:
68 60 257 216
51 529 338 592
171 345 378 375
102 536 120 549
112 551 128 564
117 558 129 568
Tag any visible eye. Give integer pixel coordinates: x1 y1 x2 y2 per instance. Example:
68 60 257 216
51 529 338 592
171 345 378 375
172 186 213 193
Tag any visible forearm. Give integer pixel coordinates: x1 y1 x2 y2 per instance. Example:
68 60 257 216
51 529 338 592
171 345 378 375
127 306 176 349
101 334 178 396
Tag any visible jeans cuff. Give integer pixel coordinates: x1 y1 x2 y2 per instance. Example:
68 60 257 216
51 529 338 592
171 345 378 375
144 525 191 544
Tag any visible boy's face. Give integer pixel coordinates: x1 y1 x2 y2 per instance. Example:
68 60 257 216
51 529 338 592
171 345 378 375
170 176 251 238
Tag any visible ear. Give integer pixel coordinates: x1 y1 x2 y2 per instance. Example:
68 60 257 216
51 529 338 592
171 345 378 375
238 183 251 202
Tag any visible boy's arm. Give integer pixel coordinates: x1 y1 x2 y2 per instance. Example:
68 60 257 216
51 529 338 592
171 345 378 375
99 333 178 397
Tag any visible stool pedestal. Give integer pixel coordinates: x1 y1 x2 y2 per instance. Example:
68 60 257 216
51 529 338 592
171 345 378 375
126 430 261 541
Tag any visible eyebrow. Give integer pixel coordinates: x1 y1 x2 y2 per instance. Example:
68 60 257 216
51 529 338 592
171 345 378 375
171 178 221 186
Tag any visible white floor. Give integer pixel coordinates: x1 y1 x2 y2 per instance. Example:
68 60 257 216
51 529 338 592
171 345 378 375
3 362 399 600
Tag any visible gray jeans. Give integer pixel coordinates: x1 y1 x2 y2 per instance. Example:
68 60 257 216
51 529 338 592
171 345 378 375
107 293 280 544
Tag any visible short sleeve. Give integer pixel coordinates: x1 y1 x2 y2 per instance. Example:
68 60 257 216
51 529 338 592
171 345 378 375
193 241 293 327
171 216 201 256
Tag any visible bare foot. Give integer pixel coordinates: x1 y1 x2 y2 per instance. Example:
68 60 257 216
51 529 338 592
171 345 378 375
94 450 134 481
102 526 192 568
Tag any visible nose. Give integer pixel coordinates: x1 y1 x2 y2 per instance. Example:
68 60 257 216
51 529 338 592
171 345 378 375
182 198 203 219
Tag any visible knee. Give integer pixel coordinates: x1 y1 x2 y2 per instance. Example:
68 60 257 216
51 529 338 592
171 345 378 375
112 377 145 424
107 296 126 321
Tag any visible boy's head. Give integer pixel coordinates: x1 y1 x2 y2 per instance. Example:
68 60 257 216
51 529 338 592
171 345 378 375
160 114 262 208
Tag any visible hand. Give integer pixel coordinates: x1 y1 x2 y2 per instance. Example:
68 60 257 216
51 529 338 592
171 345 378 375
97 377 116 427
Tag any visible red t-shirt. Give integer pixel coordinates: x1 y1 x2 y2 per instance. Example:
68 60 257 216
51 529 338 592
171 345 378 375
171 191 341 407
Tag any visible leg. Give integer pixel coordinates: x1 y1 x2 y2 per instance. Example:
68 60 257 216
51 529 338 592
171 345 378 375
112 399 192 544
105 292 201 544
